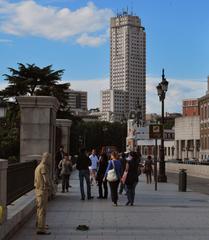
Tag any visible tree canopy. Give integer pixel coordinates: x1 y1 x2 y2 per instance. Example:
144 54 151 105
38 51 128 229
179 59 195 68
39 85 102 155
0 63 70 110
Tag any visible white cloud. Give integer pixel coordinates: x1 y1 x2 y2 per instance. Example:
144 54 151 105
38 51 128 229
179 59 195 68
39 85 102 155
146 76 206 114
76 32 107 47
68 78 109 109
0 81 7 90
0 38 12 44
68 77 207 113
0 0 113 46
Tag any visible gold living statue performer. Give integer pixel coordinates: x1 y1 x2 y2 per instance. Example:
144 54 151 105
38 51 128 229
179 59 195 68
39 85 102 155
34 152 51 235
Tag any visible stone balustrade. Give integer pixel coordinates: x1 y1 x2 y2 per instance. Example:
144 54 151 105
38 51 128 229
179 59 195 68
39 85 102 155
166 162 209 179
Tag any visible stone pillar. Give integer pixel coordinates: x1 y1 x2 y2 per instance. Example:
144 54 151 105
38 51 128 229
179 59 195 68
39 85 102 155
194 140 197 159
17 96 60 169
185 140 188 159
174 140 178 159
56 119 72 154
179 140 182 160
0 159 8 224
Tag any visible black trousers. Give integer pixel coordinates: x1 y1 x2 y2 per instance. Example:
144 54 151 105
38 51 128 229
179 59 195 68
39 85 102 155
146 172 152 184
109 180 120 204
62 174 69 191
98 179 108 198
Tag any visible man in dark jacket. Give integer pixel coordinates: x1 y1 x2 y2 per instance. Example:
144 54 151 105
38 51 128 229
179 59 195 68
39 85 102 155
76 148 93 200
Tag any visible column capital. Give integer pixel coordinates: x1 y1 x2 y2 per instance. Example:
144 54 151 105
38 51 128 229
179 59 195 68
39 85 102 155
17 96 60 112
56 119 72 128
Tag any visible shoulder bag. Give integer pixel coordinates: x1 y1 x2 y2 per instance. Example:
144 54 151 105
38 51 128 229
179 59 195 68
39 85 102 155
107 160 118 182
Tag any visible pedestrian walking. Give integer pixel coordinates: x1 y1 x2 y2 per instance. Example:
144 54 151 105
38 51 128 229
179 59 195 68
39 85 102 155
76 148 93 200
58 153 72 193
144 155 153 184
34 152 51 235
55 145 65 183
96 147 108 199
119 152 127 194
124 152 139 206
104 151 122 206
89 149 99 185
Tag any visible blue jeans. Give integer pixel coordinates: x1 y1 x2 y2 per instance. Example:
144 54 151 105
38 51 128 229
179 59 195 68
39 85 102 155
126 182 137 204
79 170 91 199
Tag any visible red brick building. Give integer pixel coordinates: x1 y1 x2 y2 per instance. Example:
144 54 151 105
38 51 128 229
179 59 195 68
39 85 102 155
182 98 199 117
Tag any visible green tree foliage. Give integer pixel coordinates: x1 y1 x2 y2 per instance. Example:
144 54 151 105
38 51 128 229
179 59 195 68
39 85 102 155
0 63 70 110
70 121 127 155
0 118 19 163
0 63 71 161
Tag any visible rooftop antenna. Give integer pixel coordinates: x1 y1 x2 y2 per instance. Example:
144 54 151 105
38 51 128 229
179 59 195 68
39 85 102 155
131 1 133 15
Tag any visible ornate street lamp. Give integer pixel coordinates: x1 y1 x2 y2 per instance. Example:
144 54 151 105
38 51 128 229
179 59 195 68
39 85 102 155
156 69 169 182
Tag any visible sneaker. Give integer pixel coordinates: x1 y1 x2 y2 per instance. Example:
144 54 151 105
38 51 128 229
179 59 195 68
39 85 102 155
125 201 130 206
76 225 89 231
87 196 94 200
36 231 51 235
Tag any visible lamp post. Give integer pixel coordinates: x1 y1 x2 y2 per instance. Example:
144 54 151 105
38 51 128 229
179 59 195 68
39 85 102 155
156 69 169 182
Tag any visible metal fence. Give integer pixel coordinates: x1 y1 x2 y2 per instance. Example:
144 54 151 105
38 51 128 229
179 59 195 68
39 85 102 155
7 160 37 205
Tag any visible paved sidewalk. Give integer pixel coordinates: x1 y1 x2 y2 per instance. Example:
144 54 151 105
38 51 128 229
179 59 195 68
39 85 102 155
11 171 209 240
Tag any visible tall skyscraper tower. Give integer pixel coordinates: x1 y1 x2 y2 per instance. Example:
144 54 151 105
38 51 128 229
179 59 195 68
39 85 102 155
101 11 146 122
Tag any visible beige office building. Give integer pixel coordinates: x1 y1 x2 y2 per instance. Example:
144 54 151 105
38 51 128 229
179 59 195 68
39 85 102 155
66 89 87 115
101 11 146 122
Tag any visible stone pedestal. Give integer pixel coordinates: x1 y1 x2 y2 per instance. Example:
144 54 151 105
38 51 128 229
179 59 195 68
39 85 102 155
56 119 72 154
17 96 60 168
0 159 8 224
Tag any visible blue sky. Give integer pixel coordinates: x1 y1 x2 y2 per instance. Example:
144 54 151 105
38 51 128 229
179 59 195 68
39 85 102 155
0 0 209 113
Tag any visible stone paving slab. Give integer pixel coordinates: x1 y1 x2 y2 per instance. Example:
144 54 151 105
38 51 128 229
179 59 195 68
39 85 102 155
10 171 209 240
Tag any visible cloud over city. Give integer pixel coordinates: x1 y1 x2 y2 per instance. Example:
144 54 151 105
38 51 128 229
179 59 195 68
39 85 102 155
0 0 113 46
69 76 207 113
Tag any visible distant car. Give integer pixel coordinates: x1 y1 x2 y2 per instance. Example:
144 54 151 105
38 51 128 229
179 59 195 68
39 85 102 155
185 158 199 164
201 158 209 165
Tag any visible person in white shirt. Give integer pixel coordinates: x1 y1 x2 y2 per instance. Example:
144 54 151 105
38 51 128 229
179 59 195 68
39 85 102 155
89 149 99 185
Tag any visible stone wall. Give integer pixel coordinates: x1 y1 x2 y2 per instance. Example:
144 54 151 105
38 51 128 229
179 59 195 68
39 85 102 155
166 162 209 179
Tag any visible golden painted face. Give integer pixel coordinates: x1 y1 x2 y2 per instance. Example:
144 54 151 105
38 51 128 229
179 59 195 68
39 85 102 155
42 152 51 165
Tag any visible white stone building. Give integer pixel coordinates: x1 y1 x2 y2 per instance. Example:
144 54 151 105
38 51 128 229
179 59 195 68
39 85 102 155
175 116 200 161
100 89 126 122
101 11 146 122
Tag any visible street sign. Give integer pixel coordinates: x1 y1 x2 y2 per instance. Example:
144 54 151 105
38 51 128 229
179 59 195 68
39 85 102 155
149 124 163 139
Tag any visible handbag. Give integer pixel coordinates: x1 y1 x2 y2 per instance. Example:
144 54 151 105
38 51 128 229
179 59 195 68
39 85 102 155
121 170 128 184
107 160 118 182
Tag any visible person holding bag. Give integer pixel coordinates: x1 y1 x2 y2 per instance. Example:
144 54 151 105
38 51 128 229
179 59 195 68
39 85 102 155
104 151 121 206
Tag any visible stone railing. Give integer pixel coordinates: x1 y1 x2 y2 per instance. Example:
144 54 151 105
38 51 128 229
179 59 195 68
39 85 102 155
0 159 8 225
0 159 36 240
7 160 37 205
166 162 209 179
